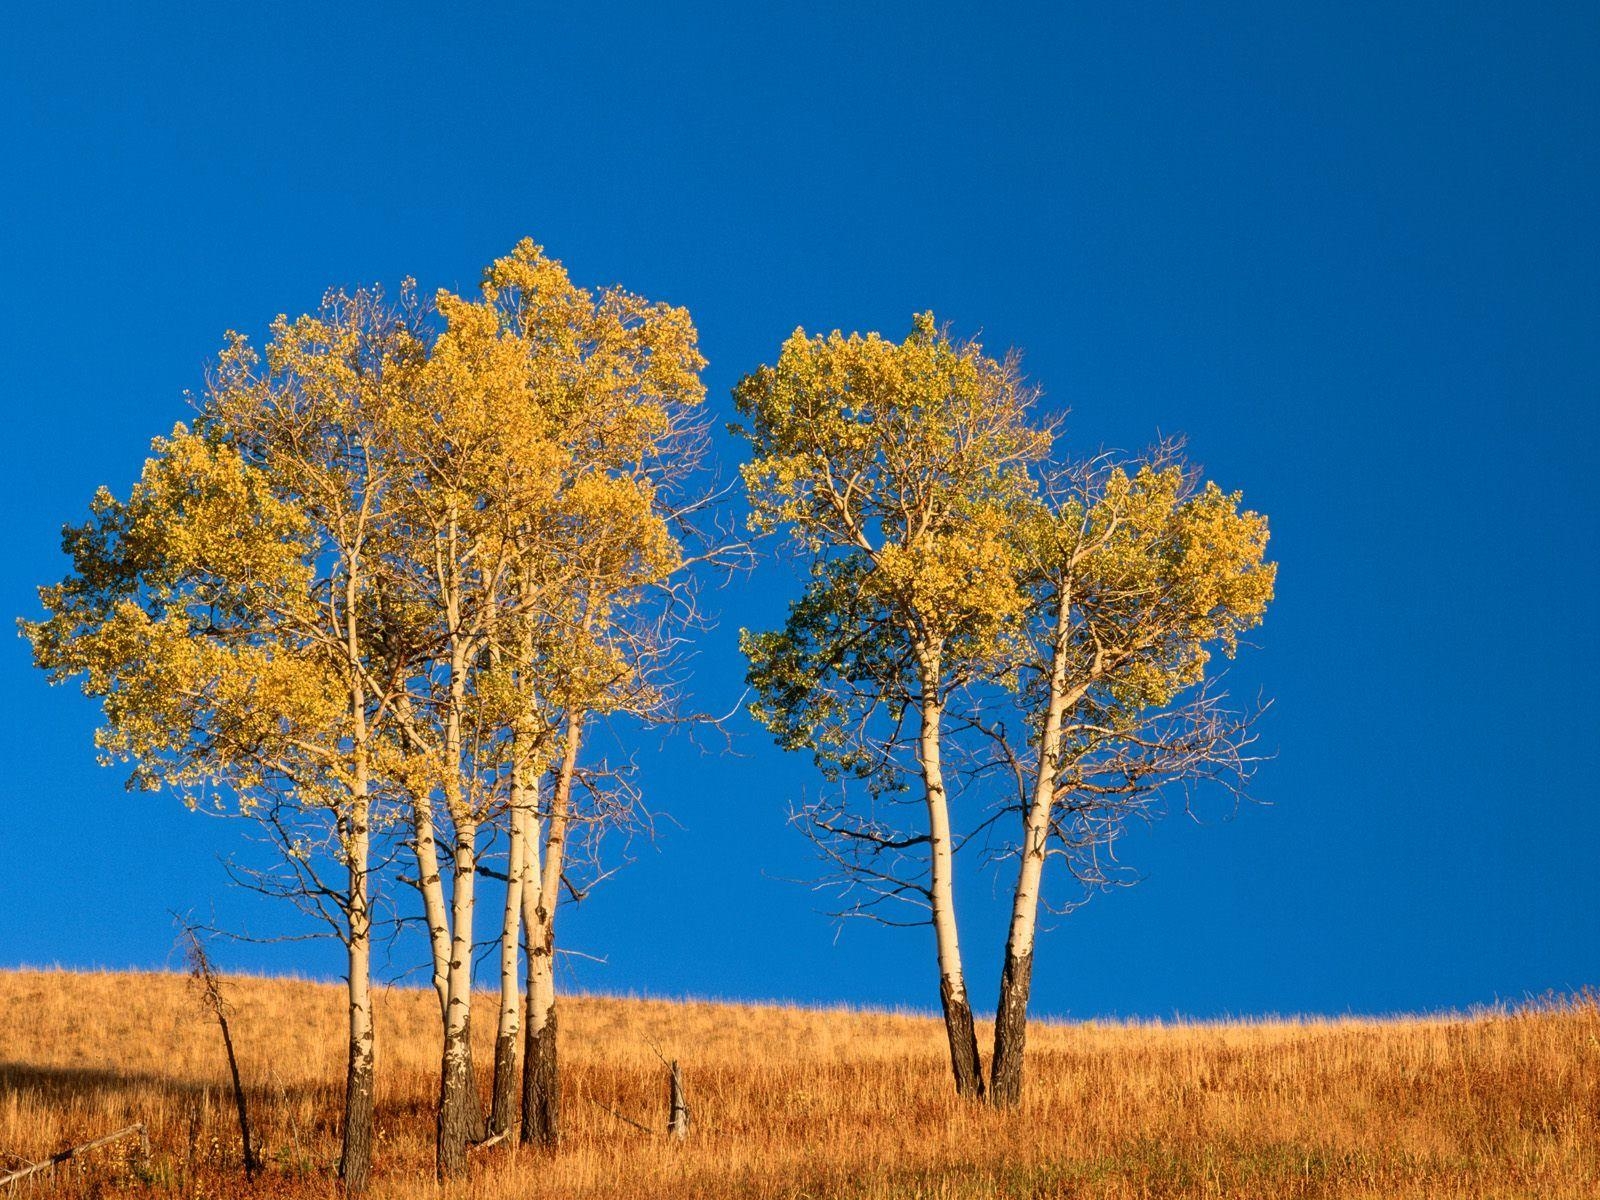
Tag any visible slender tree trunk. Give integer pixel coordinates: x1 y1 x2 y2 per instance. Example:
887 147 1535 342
489 782 527 1136
436 817 478 1178
413 800 489 1154
991 586 1075 1108
521 710 581 1147
436 531 486 1179
395 690 455 1025
915 661 984 1100
184 929 258 1180
521 917 559 1147
408 786 452 1022
339 800 376 1191
667 1061 689 1140
218 996 259 1180
991 813 1046 1109
414 788 489 1165
406 764 491 1167
990 817 1050 1107
437 1018 473 1180
339 566 376 1191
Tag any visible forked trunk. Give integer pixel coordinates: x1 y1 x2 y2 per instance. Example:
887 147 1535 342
915 661 985 1100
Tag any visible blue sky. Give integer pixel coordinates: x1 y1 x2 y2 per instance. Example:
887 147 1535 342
2 2 1596 1019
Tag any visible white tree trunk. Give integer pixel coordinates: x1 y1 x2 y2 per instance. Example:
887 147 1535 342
339 561 375 1191
340 792 376 1191
435 814 478 1178
435 540 482 1180
914 654 984 1100
409 790 452 1021
488 779 527 1136
992 584 1081 1107
521 710 581 1146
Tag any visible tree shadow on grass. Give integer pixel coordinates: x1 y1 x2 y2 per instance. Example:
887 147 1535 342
0 1060 327 1108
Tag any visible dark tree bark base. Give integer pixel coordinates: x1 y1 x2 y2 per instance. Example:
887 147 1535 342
521 1005 560 1147
436 1025 475 1180
339 1056 375 1193
989 950 1034 1108
489 1032 518 1137
939 974 986 1100
464 1038 489 1144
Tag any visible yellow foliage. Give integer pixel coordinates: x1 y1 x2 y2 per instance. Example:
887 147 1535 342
737 314 1047 691
1032 464 1276 711
22 238 709 830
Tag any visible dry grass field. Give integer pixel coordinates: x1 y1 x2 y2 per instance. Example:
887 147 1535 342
0 969 1594 1199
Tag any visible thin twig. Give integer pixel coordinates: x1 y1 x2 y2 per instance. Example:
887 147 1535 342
584 1096 655 1136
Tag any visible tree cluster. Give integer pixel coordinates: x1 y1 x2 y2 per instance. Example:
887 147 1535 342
734 315 1275 1104
23 242 728 1187
23 254 1274 1189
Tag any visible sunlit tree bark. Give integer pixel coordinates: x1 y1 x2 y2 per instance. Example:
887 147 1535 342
735 314 1050 1099
988 453 1276 1106
380 241 719 1170
521 709 580 1145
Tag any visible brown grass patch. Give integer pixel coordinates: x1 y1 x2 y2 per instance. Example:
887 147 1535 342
0 969 1594 1198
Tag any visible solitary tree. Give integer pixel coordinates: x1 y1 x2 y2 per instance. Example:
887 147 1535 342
735 314 1049 1099
987 451 1276 1105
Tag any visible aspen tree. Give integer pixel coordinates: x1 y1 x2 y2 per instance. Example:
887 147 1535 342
23 286 423 1192
988 452 1275 1106
734 315 1049 1099
30 241 723 1185
382 242 710 1168
381 287 534 1178
515 478 687 1146
486 611 536 1140
470 242 710 1148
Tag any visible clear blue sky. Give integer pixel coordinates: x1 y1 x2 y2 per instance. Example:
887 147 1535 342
2 2 1596 1019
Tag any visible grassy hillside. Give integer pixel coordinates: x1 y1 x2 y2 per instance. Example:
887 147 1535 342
0 969 1594 1198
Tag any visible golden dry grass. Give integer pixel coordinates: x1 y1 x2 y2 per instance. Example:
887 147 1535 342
0 968 1594 1198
